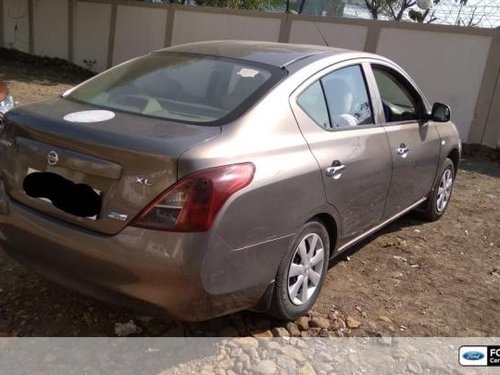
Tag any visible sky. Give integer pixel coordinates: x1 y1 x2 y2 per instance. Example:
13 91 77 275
430 0 500 27
341 0 500 28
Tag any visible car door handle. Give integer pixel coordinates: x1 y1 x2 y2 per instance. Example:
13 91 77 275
397 144 410 158
326 162 345 179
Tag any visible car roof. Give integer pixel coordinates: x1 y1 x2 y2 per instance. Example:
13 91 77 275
156 40 357 68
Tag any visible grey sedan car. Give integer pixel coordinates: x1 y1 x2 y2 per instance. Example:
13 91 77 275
0 41 460 321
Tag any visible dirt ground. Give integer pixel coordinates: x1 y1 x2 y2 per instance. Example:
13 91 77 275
0 50 499 337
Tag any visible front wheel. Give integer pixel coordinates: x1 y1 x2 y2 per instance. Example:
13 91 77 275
268 221 330 321
420 158 455 221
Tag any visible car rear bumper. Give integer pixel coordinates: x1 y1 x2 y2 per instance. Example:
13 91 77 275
0 184 288 321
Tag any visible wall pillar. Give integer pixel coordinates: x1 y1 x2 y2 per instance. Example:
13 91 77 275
106 0 118 69
28 0 34 54
0 0 4 48
68 0 75 62
468 27 500 145
479 27 500 148
363 22 381 53
164 4 176 47
278 12 293 43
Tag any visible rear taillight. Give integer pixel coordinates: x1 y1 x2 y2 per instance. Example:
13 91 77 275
131 163 255 232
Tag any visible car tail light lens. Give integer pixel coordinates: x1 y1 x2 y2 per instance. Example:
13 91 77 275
0 81 14 116
0 90 15 116
131 163 255 232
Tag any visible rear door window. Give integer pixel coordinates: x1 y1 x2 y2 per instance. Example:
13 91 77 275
297 65 374 131
321 65 374 129
297 81 330 129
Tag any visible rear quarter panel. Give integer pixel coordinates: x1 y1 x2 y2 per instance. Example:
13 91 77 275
178 82 337 249
178 82 339 294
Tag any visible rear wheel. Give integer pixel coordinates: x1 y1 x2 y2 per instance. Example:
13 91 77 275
420 158 455 221
268 221 330 321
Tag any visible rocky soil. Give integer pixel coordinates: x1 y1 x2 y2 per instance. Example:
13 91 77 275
161 336 475 375
0 49 499 340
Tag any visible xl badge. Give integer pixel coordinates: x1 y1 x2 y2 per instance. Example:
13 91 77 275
106 211 128 222
135 177 152 186
47 150 59 166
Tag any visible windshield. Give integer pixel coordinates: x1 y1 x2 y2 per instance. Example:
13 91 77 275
67 53 285 125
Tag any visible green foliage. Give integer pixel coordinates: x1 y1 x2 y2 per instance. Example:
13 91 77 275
195 0 238 8
195 0 283 10
364 0 414 20
408 8 425 21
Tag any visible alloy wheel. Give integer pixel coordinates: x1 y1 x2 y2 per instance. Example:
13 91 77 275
287 233 325 306
436 168 453 213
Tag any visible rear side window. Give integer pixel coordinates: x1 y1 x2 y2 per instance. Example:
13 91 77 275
321 65 373 129
67 53 285 125
297 65 374 130
297 81 330 129
372 66 422 122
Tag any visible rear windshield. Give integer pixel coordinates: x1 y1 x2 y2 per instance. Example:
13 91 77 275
67 52 285 125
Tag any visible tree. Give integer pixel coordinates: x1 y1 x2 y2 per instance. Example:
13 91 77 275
386 0 416 20
363 0 416 20
408 0 484 25
362 0 485 25
364 0 386 19
409 0 440 23
195 0 281 10
453 0 484 26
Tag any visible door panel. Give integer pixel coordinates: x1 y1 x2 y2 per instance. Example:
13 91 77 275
370 64 441 218
291 63 393 244
383 123 440 217
298 126 392 242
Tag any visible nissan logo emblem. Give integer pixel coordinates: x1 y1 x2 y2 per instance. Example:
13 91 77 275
47 151 59 166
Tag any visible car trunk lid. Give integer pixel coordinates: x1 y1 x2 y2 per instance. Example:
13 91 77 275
0 98 220 235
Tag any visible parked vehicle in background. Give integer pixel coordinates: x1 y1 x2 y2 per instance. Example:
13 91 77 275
0 81 15 119
0 41 461 321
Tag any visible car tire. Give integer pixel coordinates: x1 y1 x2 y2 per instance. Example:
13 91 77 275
268 220 330 321
420 158 455 222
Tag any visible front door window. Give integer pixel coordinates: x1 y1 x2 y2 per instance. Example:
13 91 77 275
372 67 424 123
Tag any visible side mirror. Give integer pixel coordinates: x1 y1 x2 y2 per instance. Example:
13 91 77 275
431 102 450 122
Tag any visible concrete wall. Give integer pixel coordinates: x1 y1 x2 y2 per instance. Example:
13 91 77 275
113 5 167 65
2 0 30 52
289 20 368 50
473 28 500 149
33 0 68 59
376 28 491 140
73 1 112 72
172 10 281 45
0 0 499 147
487 71 500 149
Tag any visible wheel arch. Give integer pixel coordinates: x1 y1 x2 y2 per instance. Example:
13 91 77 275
309 213 338 257
447 148 460 176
